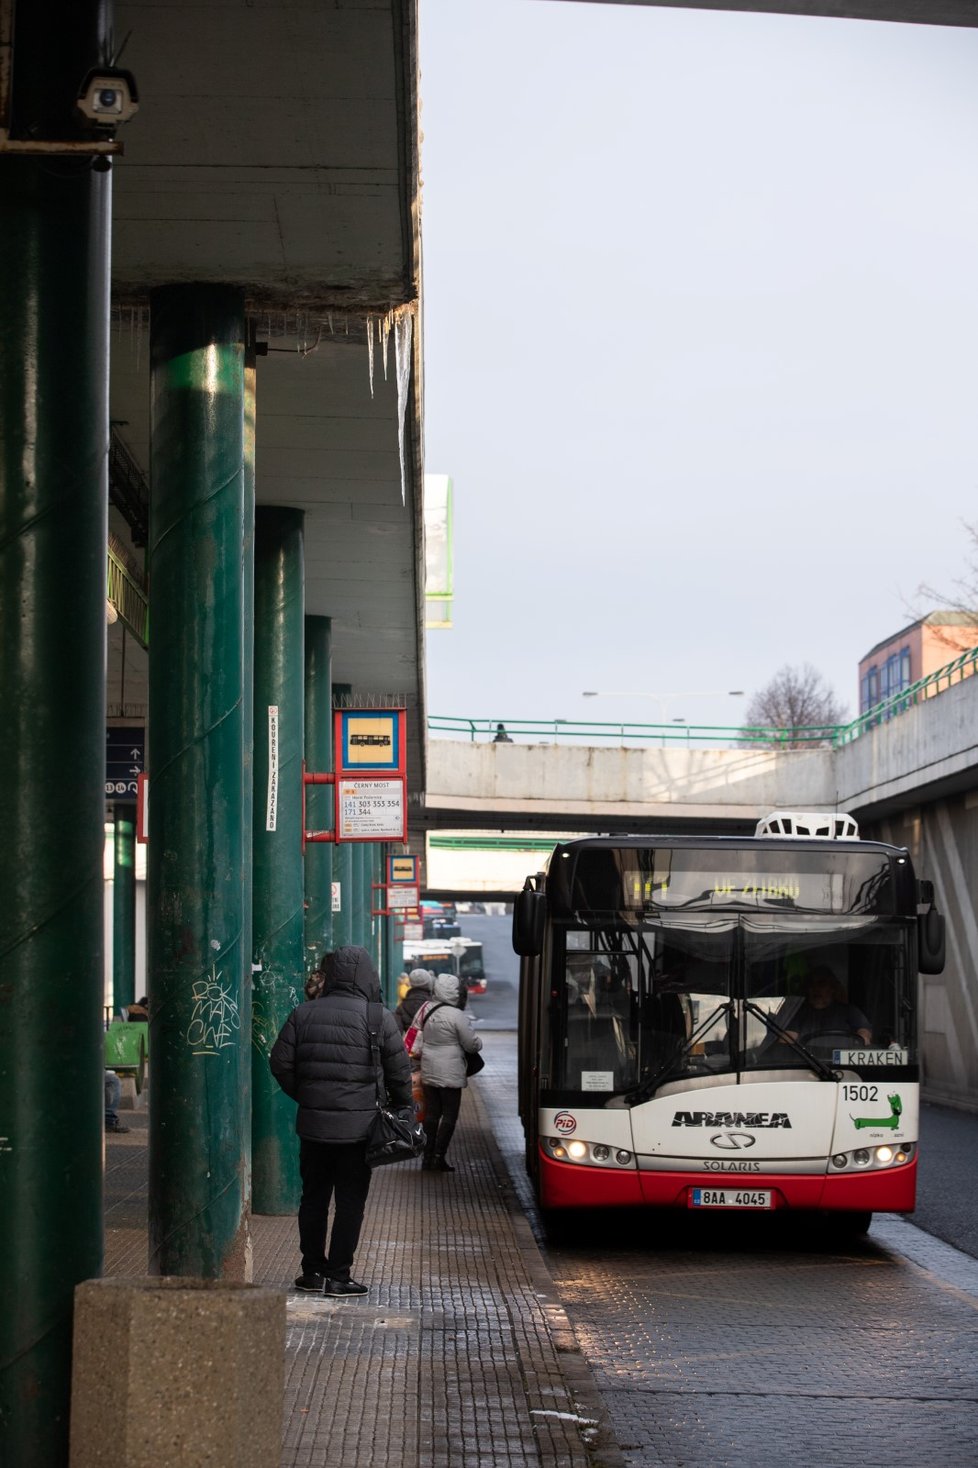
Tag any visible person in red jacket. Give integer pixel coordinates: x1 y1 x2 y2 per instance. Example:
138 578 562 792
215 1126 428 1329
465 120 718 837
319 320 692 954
270 945 411 1297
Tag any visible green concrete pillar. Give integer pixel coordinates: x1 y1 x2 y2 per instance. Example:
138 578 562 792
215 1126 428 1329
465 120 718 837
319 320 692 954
331 684 353 948
112 808 137 1014
388 915 404 1009
352 842 369 951
148 284 250 1279
0 4 112 1458
304 616 333 970
251 507 305 1213
371 845 385 981
380 900 391 1005
241 347 257 1199
332 843 353 948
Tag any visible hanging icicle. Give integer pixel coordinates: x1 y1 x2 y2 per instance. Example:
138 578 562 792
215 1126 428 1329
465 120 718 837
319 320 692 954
393 308 413 507
364 304 415 504
380 311 392 381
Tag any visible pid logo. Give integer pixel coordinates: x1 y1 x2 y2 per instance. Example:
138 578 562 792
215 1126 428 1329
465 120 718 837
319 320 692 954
553 1111 577 1135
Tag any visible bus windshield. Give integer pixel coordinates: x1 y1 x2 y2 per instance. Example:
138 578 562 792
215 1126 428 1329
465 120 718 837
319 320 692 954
554 916 914 1094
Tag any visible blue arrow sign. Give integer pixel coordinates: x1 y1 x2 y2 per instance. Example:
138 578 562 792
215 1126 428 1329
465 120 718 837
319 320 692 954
106 726 145 802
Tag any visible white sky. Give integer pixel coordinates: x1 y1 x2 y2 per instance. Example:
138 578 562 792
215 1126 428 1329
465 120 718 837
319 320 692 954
418 0 978 732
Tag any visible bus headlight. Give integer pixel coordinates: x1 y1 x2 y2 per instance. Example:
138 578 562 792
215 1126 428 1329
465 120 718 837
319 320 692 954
543 1136 634 1167
827 1143 914 1173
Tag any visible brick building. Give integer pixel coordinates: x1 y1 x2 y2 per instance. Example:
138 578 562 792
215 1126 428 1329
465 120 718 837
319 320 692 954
858 611 978 713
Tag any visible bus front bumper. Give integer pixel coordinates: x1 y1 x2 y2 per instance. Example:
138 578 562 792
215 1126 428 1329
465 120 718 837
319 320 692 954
538 1148 917 1213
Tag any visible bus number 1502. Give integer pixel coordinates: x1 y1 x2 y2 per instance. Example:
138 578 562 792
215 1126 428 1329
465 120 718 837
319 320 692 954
842 1084 879 1103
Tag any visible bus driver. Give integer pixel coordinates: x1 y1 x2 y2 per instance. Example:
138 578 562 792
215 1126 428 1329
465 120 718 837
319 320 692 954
784 968 871 1047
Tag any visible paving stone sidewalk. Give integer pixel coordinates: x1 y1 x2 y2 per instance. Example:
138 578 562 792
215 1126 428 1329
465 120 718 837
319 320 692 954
104 1077 623 1468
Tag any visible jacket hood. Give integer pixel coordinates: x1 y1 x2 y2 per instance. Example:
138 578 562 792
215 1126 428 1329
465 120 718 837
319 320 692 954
321 946 382 1003
407 969 434 992
432 973 461 1006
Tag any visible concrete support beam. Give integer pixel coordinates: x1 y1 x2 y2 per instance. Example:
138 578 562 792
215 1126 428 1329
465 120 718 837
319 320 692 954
113 809 137 1015
251 507 305 1214
0 2 112 1457
304 615 334 968
147 283 251 1278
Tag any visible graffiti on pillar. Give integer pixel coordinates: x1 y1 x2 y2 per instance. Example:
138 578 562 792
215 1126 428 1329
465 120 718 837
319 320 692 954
250 953 300 1054
187 964 241 1054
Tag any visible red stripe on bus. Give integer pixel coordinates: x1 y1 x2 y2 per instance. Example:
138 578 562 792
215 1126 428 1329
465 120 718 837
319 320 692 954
538 1150 917 1212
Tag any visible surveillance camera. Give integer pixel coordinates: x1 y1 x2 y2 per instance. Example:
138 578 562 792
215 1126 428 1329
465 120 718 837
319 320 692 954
76 68 139 127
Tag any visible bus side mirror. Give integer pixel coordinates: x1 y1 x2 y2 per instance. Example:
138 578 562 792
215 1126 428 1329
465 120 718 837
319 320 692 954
918 908 946 975
513 888 546 957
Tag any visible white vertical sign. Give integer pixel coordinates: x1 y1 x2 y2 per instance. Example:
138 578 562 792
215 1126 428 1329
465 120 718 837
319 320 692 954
266 705 279 831
331 882 342 913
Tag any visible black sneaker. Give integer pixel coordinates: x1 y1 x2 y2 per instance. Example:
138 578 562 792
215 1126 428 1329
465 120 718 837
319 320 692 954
323 1277 368 1297
294 1273 328 1292
106 1120 130 1134
432 1158 455 1172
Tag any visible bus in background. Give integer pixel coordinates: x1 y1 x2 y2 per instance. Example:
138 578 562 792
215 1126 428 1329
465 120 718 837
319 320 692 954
420 899 461 938
403 936 487 996
513 812 947 1238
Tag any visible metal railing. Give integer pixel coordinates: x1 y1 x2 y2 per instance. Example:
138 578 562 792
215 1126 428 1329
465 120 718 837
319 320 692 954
429 645 978 750
107 542 150 647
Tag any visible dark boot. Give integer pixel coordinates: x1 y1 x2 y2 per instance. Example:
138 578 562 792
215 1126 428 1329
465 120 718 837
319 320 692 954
432 1119 456 1172
421 1121 438 1170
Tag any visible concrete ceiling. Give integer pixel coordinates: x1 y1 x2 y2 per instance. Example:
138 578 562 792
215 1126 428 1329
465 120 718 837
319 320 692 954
553 1 978 25
107 0 426 796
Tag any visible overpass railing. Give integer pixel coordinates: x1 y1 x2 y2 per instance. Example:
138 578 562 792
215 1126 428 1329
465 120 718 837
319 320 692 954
430 645 978 750
107 537 149 648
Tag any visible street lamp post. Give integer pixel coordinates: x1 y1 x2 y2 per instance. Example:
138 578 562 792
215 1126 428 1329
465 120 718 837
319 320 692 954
582 689 745 727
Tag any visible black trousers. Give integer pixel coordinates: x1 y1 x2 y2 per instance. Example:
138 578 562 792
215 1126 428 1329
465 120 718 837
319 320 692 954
298 1138 372 1280
422 1085 462 1157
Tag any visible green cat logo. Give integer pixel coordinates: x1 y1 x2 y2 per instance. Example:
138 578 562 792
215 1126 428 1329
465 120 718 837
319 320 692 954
852 1093 903 1130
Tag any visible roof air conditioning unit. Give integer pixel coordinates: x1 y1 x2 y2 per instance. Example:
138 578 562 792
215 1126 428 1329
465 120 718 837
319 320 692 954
755 810 859 840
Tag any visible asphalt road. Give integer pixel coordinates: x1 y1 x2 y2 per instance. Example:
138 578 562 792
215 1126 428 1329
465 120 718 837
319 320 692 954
457 910 978 1260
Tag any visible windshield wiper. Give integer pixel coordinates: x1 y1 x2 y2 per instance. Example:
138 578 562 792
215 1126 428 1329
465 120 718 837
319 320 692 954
743 999 841 1082
625 1001 734 1107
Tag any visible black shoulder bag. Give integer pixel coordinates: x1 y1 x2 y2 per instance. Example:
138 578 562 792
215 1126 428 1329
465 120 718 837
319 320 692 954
365 1002 425 1168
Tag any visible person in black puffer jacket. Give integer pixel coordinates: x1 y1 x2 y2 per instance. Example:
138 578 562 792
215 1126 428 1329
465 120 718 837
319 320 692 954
270 945 411 1297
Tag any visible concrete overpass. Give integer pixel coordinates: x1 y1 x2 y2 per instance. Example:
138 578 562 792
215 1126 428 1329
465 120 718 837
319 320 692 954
424 671 978 834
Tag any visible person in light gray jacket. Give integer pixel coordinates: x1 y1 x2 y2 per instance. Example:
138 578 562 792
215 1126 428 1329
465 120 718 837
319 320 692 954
415 972 483 1172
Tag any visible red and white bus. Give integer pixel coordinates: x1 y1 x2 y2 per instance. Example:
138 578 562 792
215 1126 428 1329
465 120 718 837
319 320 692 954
513 813 946 1237
403 937 488 995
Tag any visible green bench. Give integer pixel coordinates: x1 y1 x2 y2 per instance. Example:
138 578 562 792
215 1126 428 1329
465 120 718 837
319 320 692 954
104 1022 148 1095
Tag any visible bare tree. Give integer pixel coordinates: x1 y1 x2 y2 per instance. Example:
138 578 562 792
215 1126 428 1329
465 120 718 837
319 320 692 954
744 664 847 748
912 520 978 653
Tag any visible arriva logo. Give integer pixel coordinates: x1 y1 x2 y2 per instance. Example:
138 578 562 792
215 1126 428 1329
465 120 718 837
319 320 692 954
672 1111 792 1129
553 1111 577 1135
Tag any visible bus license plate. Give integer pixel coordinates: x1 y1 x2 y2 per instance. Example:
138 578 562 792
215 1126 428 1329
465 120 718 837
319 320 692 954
690 1188 772 1209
